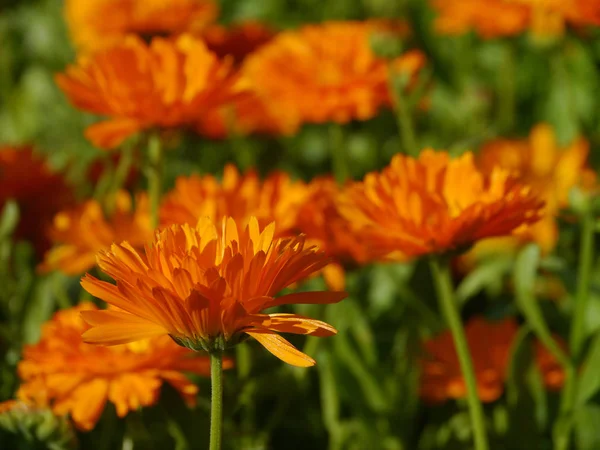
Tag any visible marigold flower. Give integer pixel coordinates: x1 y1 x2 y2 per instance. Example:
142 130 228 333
203 21 276 65
81 217 346 367
242 21 425 132
432 0 600 38
0 146 74 257
40 191 152 275
64 0 217 52
338 149 544 260
420 317 564 404
160 165 310 237
467 124 596 258
56 35 241 149
13 303 220 431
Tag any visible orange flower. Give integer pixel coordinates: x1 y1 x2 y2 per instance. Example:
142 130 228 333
242 21 425 132
203 21 276 65
160 165 310 237
14 303 221 431
64 0 217 52
0 146 74 257
432 0 600 38
39 191 152 275
338 150 544 261
472 124 596 255
81 217 346 367
56 34 241 149
420 317 565 403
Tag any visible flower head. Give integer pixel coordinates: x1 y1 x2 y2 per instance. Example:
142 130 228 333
56 34 241 149
81 217 346 367
160 165 310 237
14 303 220 431
0 146 74 256
65 0 217 52
432 0 600 38
242 21 425 132
420 317 564 404
40 191 152 275
339 150 544 260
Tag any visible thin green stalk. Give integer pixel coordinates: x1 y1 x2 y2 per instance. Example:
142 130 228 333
210 352 223 450
329 124 349 184
429 257 489 450
106 144 134 214
147 133 163 229
569 211 596 362
388 69 419 157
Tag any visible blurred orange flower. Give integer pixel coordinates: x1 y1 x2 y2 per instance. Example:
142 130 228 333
203 21 276 65
420 317 565 404
15 303 221 431
242 21 425 133
160 165 310 237
0 147 74 257
339 150 544 261
40 191 152 275
65 0 217 52
81 217 346 367
56 35 241 149
470 124 596 257
432 0 600 38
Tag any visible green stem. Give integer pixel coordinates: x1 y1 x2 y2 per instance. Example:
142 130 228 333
388 69 419 157
147 133 163 229
429 257 489 450
569 211 596 362
329 124 349 184
209 352 223 450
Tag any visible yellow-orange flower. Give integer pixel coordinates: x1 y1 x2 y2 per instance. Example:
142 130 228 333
473 124 596 255
81 217 346 367
160 165 310 237
14 303 221 431
0 146 74 257
56 34 241 149
420 317 564 404
432 0 600 38
242 21 425 133
64 0 217 53
339 150 544 260
40 191 152 275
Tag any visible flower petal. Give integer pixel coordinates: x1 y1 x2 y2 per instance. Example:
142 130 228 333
81 310 167 345
246 331 315 367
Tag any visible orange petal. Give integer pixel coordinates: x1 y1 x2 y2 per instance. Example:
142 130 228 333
262 313 337 337
85 118 143 150
246 331 315 367
81 310 167 345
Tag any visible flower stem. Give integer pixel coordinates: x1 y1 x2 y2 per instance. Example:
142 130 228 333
147 133 163 229
209 352 223 450
388 69 419 157
429 257 489 450
329 124 349 184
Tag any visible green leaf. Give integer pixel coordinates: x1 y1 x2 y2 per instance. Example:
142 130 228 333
21 275 56 344
0 200 19 241
455 256 512 305
576 331 600 406
575 404 600 450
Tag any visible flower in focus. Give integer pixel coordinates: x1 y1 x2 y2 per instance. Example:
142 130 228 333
14 303 222 431
160 164 310 237
338 149 544 261
420 317 564 403
432 0 600 38
64 0 217 52
39 190 152 275
56 35 242 149
0 146 74 257
203 21 276 65
242 21 426 133
81 217 346 367
468 124 596 259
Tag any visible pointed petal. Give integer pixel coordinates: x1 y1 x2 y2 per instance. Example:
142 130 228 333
262 314 337 337
246 331 315 367
81 310 167 345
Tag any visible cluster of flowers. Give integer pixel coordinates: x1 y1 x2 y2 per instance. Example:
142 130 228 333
0 0 598 440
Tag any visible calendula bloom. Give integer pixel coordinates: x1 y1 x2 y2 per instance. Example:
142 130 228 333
420 317 564 403
242 21 425 132
64 0 217 52
56 35 241 149
160 165 310 237
14 303 220 431
203 21 276 65
432 0 600 38
472 124 596 255
81 217 346 367
0 147 74 257
40 191 152 275
339 150 544 260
